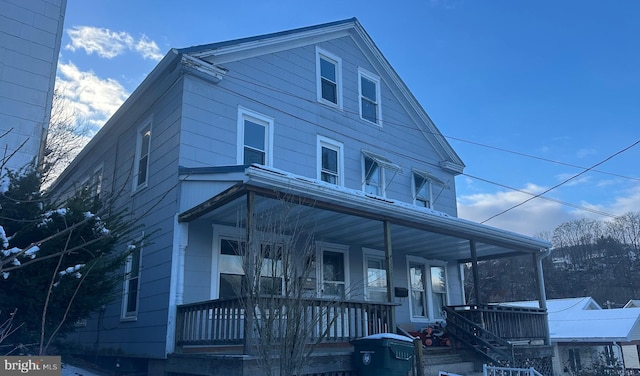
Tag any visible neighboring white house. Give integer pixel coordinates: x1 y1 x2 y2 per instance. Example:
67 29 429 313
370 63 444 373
502 297 640 375
0 0 67 172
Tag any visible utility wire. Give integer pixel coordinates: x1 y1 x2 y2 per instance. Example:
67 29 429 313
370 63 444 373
481 139 640 224
226 72 640 183
221 70 640 219
463 173 617 218
447 135 640 182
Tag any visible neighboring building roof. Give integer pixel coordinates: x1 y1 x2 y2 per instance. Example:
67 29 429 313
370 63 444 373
624 299 640 308
501 297 640 343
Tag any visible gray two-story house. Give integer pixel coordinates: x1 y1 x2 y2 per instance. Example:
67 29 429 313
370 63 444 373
52 18 553 375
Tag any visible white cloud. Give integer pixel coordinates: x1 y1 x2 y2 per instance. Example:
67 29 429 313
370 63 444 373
65 26 163 61
576 148 597 159
55 61 129 130
457 181 640 237
457 183 576 236
136 35 165 61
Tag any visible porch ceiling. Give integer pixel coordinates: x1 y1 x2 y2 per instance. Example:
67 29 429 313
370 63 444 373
178 166 550 263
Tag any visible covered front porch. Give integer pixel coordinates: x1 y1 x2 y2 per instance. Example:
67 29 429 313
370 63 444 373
171 165 552 364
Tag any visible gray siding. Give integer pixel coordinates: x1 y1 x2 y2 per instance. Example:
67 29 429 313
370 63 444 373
55 72 183 358
179 36 458 215
0 0 66 171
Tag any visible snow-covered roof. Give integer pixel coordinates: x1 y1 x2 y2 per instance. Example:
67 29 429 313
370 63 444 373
624 299 640 308
500 297 640 343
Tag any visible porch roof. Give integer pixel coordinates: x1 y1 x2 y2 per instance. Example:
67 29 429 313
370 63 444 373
178 165 550 263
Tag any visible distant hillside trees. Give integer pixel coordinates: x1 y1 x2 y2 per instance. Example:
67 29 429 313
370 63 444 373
466 213 640 307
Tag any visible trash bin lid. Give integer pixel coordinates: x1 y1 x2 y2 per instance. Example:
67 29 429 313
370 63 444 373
359 333 414 343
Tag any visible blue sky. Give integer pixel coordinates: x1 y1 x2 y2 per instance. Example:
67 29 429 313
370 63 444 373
56 0 640 236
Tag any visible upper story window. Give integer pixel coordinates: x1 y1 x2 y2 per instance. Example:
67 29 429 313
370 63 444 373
316 47 342 108
413 169 447 209
92 166 103 200
133 119 152 191
317 136 343 185
237 107 274 166
358 68 381 125
362 150 401 197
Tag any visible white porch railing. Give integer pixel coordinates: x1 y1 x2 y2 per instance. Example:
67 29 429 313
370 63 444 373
483 364 543 376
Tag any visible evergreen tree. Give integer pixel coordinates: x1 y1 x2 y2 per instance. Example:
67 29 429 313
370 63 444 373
0 165 137 354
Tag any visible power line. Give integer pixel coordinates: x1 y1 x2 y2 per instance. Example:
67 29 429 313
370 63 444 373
481 139 640 224
446 135 640 183
218 71 638 220
463 173 617 218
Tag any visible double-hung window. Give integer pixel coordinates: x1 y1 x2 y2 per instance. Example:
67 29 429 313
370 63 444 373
409 263 427 318
92 166 103 200
237 107 274 166
317 136 343 185
362 150 401 197
408 257 448 321
358 68 381 125
218 238 284 299
430 265 447 319
319 244 348 299
413 169 447 209
316 47 342 108
122 243 142 320
133 119 152 191
365 251 387 302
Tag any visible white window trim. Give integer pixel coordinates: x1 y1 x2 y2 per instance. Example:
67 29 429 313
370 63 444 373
358 67 382 126
406 256 449 322
315 47 343 109
361 150 401 197
122 238 143 321
412 170 433 208
317 135 344 186
236 107 274 166
363 248 386 302
316 242 350 299
427 261 449 320
132 117 152 193
92 164 104 198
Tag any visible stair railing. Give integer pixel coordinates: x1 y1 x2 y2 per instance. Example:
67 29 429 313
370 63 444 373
443 306 514 365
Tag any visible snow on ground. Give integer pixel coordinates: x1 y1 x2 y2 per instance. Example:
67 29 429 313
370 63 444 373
61 363 104 376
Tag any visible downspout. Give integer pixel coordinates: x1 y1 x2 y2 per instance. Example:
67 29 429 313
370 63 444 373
613 341 626 374
535 248 552 345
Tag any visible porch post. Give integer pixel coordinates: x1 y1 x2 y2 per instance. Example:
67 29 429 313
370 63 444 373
244 191 257 355
383 220 396 332
470 240 481 304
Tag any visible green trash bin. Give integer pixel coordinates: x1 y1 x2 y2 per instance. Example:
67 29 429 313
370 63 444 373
351 333 415 376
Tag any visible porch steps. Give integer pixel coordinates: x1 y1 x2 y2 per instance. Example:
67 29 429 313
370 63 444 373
421 347 478 376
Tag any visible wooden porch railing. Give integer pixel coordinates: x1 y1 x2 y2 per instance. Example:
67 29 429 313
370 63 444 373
444 304 550 365
448 304 549 344
175 297 397 351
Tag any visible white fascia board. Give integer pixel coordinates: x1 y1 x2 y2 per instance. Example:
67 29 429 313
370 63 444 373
192 27 352 65
244 165 549 251
350 24 465 171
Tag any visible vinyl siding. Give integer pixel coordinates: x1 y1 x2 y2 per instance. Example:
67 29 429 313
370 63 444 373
179 35 458 215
